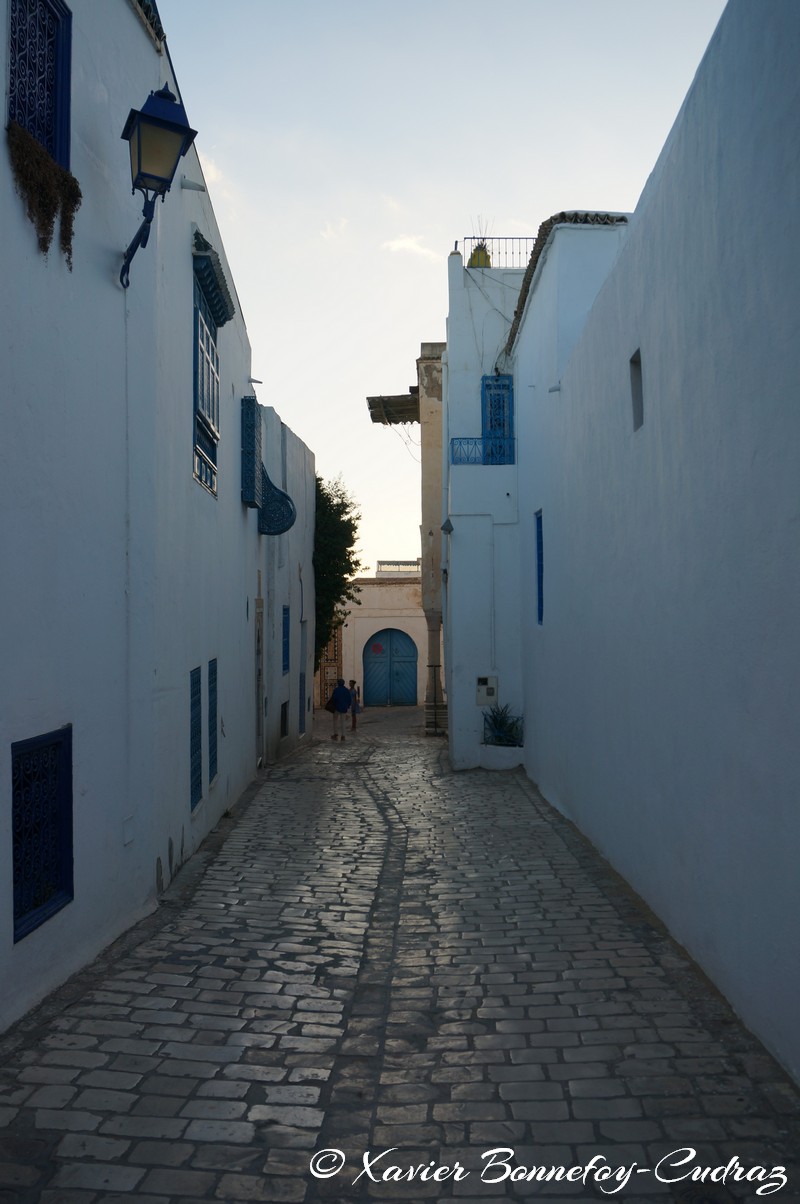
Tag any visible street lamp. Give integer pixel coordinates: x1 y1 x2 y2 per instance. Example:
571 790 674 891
119 84 196 288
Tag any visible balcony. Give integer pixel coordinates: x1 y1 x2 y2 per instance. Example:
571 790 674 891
458 237 534 269
450 437 515 466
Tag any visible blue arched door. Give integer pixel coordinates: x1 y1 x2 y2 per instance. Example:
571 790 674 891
362 629 418 706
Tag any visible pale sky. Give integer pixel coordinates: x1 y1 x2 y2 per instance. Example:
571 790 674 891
157 0 727 575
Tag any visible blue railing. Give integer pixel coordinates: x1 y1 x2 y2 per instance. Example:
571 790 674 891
450 437 515 465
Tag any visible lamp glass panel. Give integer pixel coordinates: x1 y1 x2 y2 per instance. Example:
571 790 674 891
134 121 186 191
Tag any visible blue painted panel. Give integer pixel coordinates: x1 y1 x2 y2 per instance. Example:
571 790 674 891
362 629 417 706
12 724 74 942
363 632 389 706
190 666 202 809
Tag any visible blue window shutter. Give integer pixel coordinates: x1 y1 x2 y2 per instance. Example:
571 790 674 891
11 725 74 941
208 659 217 781
241 396 263 508
536 511 544 625
282 607 290 674
190 667 202 808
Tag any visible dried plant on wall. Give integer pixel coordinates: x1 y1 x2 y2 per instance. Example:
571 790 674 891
7 121 82 269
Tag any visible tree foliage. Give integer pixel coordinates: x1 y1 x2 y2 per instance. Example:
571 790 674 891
313 476 362 668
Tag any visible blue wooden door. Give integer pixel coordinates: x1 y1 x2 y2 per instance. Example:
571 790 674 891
362 629 418 706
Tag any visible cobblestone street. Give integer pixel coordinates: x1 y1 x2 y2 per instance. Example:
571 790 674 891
1 708 798 1203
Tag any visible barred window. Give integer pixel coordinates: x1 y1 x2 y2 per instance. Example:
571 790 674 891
12 725 74 941
8 0 72 169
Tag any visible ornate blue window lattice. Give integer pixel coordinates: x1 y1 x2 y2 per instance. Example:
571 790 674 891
190 666 202 809
450 375 515 464
208 658 218 782
481 374 514 464
258 464 297 535
241 396 263 508
282 607 290 674
8 0 72 169
12 725 74 942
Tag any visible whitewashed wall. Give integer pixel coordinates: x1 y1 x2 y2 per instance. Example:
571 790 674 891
516 0 800 1079
443 255 525 767
0 0 314 1031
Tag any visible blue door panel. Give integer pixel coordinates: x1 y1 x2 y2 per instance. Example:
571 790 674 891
363 629 417 706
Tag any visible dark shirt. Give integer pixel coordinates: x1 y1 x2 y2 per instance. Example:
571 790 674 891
332 685 352 713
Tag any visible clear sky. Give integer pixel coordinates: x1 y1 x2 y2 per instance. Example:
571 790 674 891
157 0 727 575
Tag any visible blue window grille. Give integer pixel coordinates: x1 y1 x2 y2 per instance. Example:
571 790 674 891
190 667 202 808
282 607 290 674
280 701 289 738
536 511 544 625
481 374 514 464
208 658 217 782
193 280 219 494
8 0 72 169
12 725 74 941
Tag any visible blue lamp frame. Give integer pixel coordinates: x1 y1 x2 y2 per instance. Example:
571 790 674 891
119 84 196 288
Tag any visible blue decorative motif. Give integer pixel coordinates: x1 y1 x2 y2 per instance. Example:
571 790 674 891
8 0 72 169
258 464 297 535
241 396 263 508
12 725 74 941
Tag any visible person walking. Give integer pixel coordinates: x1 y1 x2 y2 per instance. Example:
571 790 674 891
330 678 352 741
348 680 361 731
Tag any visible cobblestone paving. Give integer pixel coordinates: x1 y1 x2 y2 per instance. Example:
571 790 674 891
1 708 799 1203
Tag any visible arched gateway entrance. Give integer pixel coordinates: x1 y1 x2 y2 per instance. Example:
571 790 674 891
362 628 418 706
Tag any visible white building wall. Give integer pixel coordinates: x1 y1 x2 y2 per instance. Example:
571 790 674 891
516 0 800 1079
0 0 314 1030
443 255 525 767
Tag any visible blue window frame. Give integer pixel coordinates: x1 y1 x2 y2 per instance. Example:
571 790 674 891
535 511 544 625
8 0 72 169
282 606 290 674
12 725 74 941
299 672 306 735
208 658 217 782
481 374 514 464
193 280 220 494
190 666 202 808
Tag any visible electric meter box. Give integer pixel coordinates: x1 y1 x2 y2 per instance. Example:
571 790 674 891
476 676 498 705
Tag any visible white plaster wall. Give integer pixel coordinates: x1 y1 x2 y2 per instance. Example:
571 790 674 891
443 255 525 768
263 409 316 763
517 0 800 1079
0 0 165 1030
0 0 316 1030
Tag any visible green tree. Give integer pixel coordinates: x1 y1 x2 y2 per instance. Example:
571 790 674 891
313 476 362 668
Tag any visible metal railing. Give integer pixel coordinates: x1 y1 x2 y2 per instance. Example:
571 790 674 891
458 237 534 269
450 437 515 466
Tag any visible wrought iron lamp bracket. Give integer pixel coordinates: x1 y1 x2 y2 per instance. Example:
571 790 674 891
120 190 161 289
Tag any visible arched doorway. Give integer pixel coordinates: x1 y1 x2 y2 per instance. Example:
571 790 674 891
362 629 418 706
